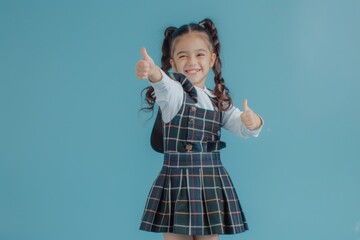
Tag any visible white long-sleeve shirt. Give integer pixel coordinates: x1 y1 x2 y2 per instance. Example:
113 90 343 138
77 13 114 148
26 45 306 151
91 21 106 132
150 70 263 138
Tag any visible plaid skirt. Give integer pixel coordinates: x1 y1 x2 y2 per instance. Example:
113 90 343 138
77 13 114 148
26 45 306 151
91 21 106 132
140 152 249 235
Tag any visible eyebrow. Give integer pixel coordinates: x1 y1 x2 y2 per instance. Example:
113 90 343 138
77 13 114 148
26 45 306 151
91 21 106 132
176 49 208 56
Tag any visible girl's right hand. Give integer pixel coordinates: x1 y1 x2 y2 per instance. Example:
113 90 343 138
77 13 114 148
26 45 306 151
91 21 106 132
135 48 161 82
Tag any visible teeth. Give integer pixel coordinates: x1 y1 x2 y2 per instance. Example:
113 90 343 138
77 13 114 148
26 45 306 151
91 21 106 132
186 69 200 74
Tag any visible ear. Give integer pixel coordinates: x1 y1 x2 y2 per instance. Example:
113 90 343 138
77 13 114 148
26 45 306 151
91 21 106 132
170 58 177 71
210 53 217 68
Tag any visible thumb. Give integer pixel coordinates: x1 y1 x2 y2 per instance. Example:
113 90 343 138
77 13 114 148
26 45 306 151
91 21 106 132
243 98 250 112
141 47 150 61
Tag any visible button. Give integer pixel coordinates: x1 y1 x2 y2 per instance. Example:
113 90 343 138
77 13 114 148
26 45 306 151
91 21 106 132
186 144 193 152
189 118 194 124
191 106 196 112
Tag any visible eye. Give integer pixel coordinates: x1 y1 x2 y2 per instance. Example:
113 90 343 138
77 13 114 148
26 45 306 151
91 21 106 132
197 53 205 57
178 55 186 59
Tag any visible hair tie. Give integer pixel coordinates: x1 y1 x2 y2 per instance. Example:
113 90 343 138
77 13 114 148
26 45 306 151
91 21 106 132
165 26 177 37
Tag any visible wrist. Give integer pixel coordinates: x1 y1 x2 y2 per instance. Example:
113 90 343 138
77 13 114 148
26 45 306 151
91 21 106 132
254 114 262 130
148 67 162 83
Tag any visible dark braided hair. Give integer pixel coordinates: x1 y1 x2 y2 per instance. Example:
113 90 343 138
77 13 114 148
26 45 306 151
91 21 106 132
142 18 233 112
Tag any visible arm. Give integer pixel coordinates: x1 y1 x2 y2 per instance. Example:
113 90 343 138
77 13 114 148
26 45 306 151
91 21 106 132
149 69 183 123
135 48 183 123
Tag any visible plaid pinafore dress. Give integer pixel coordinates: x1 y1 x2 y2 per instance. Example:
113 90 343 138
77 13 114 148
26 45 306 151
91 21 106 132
140 73 249 235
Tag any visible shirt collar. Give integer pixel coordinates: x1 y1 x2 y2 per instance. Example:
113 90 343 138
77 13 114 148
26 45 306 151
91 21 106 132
194 85 216 98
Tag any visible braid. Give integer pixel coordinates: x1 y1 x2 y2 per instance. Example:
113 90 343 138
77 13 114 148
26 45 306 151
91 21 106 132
142 26 177 111
199 18 233 111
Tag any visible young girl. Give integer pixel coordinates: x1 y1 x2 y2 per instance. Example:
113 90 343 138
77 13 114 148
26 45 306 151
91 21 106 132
135 18 263 240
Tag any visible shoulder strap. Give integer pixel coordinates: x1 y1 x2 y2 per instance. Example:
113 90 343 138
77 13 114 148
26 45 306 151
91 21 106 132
169 72 198 103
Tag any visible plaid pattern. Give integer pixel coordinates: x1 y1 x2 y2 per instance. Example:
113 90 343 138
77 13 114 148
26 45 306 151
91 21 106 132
140 74 248 235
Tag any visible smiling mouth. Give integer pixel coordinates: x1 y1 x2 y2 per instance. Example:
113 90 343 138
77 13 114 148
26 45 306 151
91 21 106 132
185 69 201 74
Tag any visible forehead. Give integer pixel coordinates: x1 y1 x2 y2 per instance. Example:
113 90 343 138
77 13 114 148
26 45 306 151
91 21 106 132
172 32 211 53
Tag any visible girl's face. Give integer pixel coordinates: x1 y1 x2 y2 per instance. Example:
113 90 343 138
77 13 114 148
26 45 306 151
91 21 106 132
170 32 216 89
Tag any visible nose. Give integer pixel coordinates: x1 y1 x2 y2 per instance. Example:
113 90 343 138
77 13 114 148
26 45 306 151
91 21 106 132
187 55 197 66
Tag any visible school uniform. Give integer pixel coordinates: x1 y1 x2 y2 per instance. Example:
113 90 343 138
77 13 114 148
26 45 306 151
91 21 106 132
140 70 263 235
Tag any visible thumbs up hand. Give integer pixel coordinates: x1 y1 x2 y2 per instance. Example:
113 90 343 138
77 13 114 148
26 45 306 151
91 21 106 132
135 48 161 82
240 99 262 131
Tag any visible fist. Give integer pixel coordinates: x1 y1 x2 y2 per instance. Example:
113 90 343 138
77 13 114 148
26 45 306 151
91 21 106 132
240 99 262 131
136 48 157 80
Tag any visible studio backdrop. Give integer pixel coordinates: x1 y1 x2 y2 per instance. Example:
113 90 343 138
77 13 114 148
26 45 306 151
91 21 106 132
1 0 359 240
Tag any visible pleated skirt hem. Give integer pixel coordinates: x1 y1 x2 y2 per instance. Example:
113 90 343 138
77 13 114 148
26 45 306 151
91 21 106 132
139 222 248 235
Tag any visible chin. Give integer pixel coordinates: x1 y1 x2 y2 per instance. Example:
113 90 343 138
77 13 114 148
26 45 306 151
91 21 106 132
182 74 204 86
186 77 198 84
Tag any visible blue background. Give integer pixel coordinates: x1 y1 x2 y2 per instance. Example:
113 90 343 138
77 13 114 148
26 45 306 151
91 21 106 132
1 0 359 239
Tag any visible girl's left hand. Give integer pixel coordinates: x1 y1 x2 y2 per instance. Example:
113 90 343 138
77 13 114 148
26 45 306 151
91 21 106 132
240 99 262 131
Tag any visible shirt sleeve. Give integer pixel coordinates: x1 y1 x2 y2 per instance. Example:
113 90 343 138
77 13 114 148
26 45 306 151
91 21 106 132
222 105 264 138
149 68 183 123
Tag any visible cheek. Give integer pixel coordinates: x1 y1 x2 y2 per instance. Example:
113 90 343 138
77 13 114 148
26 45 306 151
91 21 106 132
203 59 213 68
176 61 186 69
